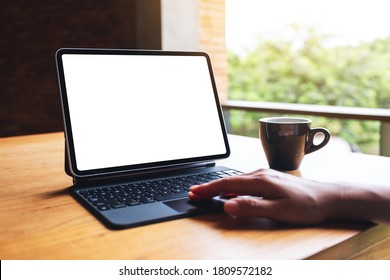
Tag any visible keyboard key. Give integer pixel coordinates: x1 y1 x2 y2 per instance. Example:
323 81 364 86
126 200 141 206
141 197 155 204
112 204 126 209
98 205 111 211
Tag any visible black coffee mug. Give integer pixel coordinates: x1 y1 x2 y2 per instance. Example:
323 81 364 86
259 117 331 170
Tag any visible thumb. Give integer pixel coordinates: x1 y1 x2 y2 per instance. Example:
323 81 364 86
224 197 275 219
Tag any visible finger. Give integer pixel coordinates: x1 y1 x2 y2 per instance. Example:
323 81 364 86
224 197 276 219
188 191 210 201
225 197 324 225
190 171 279 198
189 177 253 198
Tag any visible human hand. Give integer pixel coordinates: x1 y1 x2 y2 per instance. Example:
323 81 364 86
189 169 339 225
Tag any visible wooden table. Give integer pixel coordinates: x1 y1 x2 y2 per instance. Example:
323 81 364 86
1 132 390 259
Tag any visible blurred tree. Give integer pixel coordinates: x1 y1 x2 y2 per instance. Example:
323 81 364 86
228 27 390 154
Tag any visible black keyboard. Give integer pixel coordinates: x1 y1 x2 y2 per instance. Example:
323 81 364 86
78 169 242 211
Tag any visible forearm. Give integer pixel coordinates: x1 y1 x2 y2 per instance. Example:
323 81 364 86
326 182 390 224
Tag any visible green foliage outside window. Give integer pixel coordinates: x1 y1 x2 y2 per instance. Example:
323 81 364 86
228 27 390 154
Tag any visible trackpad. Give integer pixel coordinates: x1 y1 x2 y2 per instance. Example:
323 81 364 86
164 198 222 213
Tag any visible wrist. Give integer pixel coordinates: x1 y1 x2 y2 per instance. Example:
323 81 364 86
315 182 345 222
321 182 390 223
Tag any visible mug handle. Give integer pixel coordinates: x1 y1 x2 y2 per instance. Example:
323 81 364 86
305 127 331 154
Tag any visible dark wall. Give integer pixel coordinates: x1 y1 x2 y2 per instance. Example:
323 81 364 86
0 0 138 137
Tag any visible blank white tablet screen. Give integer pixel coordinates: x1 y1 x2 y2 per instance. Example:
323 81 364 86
62 54 227 171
